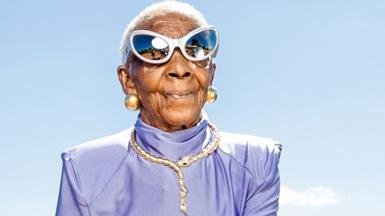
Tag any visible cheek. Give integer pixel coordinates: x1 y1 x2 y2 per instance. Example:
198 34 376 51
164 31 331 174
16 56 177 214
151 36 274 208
194 67 213 89
136 80 163 111
130 67 164 112
133 66 163 93
197 90 207 106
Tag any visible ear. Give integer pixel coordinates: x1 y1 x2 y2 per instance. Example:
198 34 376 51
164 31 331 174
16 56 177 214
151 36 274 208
209 61 216 85
117 65 137 95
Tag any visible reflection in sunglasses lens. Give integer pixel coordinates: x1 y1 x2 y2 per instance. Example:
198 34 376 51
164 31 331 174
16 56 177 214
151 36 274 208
133 35 169 61
185 30 217 59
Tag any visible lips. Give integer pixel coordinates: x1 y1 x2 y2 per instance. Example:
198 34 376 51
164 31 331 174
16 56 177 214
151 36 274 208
164 90 195 99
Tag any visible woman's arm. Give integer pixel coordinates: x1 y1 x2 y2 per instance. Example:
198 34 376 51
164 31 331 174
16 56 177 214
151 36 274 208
242 143 282 216
55 152 89 216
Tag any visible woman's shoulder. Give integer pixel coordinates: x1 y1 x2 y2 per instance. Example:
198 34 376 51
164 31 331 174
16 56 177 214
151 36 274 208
61 127 132 161
59 127 133 204
218 131 282 178
218 131 282 153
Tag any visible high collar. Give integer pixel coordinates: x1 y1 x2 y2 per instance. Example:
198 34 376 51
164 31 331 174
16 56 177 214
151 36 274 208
133 111 210 161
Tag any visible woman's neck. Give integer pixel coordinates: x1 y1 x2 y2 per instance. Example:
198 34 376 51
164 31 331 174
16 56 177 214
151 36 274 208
134 112 210 161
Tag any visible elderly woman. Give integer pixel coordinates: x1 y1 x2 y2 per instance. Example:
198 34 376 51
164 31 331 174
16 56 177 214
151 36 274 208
55 1 282 216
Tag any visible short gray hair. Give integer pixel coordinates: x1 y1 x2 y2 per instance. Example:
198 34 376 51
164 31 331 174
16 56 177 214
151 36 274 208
119 0 209 64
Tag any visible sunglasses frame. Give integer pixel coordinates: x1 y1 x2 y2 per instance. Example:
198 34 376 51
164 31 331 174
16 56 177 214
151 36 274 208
124 25 219 64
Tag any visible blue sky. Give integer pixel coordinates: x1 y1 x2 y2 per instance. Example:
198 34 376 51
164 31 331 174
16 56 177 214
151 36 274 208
1 0 384 215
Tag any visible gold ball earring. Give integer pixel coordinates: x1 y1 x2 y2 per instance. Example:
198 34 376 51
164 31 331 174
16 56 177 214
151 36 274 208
207 86 218 104
124 93 140 111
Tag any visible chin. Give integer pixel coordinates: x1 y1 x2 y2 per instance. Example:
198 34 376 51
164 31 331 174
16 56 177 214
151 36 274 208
162 108 201 129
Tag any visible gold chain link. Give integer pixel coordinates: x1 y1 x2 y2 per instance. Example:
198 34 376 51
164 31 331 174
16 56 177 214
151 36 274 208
129 123 221 215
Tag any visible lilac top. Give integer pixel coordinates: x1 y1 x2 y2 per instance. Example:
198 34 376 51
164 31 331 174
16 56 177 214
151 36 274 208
55 113 282 216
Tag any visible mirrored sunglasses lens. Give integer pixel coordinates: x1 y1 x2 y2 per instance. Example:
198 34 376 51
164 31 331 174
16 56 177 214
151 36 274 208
133 35 169 61
185 30 217 59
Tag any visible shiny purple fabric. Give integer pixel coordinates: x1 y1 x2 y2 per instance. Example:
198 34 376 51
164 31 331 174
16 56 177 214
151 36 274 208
55 113 282 216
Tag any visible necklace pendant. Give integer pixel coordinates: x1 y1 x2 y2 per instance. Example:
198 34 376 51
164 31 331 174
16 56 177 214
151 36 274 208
178 156 192 167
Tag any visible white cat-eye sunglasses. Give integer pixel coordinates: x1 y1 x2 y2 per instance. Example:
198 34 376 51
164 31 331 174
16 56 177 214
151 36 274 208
123 25 219 64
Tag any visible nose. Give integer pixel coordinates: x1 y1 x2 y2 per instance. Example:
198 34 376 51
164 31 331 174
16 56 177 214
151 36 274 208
165 49 192 79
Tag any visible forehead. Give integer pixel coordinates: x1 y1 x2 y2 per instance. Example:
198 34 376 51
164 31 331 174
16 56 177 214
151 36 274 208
135 13 200 39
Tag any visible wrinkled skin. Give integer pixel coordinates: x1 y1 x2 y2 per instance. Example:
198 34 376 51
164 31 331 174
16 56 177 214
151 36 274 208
117 13 216 132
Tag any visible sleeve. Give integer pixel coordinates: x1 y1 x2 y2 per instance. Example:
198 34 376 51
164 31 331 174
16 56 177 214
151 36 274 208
242 142 282 216
55 152 89 216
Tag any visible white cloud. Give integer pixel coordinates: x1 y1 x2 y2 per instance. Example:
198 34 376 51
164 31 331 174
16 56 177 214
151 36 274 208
280 185 338 207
